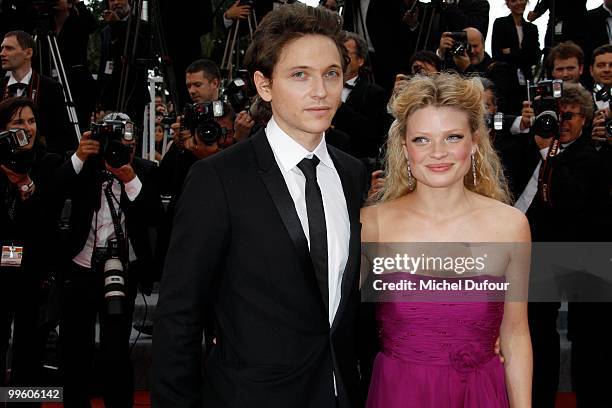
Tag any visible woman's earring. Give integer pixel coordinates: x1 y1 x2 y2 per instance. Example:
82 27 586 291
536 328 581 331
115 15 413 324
471 153 477 186
407 160 416 190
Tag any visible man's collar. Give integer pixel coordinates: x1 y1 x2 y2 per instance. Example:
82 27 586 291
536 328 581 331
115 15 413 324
6 69 33 87
265 117 334 174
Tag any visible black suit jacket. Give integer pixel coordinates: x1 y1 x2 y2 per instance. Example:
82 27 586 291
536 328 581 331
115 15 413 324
152 129 368 408
492 15 540 82
581 5 610 71
332 76 392 159
55 156 162 284
1 74 76 155
508 134 609 241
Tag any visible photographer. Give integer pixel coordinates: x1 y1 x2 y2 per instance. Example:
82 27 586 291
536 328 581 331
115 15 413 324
1 30 76 155
55 112 162 407
0 97 63 392
51 0 97 130
98 0 151 130
437 27 492 74
511 83 611 408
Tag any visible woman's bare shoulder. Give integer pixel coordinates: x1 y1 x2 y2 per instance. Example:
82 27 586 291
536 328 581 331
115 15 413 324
472 194 531 242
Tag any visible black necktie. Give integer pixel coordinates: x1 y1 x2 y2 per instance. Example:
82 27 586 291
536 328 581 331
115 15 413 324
297 156 329 313
8 83 27 97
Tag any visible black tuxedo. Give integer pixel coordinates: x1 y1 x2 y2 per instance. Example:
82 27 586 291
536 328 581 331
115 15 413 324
492 15 540 83
509 133 611 408
152 129 368 408
333 76 392 159
581 5 611 74
1 73 76 155
55 155 162 407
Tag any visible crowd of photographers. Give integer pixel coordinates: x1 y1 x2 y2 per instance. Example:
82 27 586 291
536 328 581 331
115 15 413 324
0 0 612 406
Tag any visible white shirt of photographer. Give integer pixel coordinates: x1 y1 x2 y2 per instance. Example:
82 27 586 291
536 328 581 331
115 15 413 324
71 154 142 269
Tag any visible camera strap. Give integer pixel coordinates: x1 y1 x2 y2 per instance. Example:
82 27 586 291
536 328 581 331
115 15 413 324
103 180 128 262
538 138 562 207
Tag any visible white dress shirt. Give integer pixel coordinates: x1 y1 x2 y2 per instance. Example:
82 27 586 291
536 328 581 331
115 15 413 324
265 117 350 326
71 154 142 268
514 140 574 213
341 76 358 104
6 69 32 97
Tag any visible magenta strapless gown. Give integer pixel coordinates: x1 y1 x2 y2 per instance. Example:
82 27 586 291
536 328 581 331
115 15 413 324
366 274 509 408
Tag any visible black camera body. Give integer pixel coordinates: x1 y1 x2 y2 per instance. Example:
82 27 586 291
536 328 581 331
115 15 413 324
182 101 228 145
92 239 126 316
0 128 29 162
222 69 256 114
447 31 469 56
91 121 134 168
527 80 563 139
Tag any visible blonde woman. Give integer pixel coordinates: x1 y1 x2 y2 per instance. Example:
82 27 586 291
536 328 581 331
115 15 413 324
362 73 532 407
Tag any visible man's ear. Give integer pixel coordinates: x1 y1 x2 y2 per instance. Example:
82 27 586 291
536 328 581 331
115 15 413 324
253 71 272 102
212 78 220 90
24 47 33 60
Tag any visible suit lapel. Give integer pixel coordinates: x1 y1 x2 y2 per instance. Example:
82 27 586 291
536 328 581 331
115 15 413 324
328 148 360 332
250 130 325 312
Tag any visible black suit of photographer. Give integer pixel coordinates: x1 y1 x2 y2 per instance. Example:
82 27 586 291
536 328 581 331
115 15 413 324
332 76 392 160
0 144 63 390
98 18 151 128
512 132 611 408
54 152 161 408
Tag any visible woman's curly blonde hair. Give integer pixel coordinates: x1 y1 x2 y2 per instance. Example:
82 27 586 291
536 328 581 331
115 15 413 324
377 73 511 204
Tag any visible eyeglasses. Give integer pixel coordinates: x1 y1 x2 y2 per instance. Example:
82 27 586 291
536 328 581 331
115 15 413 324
560 111 584 120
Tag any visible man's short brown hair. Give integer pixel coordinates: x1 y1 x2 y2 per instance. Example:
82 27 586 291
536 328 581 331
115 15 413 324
560 83 594 122
244 3 348 80
592 44 612 64
547 41 584 69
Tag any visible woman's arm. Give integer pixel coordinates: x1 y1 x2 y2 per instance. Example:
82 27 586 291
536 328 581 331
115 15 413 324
501 210 533 408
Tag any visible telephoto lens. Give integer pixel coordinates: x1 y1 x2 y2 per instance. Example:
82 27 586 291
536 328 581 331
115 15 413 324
103 258 126 315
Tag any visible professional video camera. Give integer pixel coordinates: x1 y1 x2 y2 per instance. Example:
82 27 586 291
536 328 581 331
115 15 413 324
447 32 469 57
91 113 135 168
182 100 229 145
527 79 563 138
92 239 126 315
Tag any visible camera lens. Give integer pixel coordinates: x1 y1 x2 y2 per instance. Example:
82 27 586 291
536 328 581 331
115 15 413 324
533 112 559 139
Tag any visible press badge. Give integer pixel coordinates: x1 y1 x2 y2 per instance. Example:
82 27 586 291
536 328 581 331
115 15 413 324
1 245 23 267
517 69 526 86
555 21 563 36
105 60 115 75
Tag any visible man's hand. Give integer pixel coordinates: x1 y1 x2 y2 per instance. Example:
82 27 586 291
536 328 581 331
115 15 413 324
76 131 100 162
105 162 136 184
224 0 251 20
520 101 534 130
171 117 191 150
102 9 120 22
591 109 608 142
527 11 538 22
234 111 255 142
453 49 471 73
502 48 511 55
185 136 219 160
437 32 454 59
401 7 419 28
534 134 551 150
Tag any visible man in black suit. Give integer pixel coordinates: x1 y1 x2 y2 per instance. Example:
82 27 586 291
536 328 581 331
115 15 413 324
332 31 391 162
152 4 367 407
580 0 611 73
56 112 162 407
512 83 611 408
0 30 76 155
98 0 151 130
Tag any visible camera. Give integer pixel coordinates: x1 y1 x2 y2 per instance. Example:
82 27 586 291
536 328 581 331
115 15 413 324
91 119 134 168
92 240 126 316
222 70 255 114
527 79 563 139
239 0 255 6
447 32 469 56
594 83 611 103
182 101 228 145
0 128 29 162
484 113 505 131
